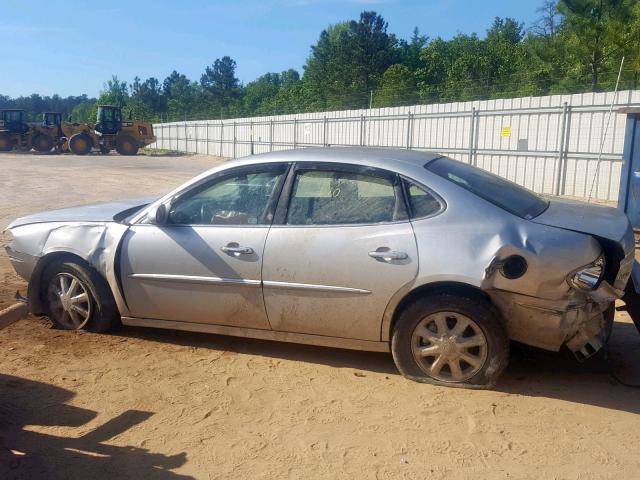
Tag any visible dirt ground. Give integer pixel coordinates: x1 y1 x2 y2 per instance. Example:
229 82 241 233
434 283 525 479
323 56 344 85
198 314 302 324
2 152 640 479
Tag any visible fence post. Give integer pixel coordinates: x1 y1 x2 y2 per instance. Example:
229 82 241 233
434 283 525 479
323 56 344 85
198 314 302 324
184 122 188 153
194 122 199 154
406 112 413 150
205 123 209 155
360 114 365 146
219 122 224 157
250 120 254 155
468 107 476 165
269 118 274 152
554 102 569 196
559 104 572 195
233 121 237 159
323 116 328 147
293 118 298 149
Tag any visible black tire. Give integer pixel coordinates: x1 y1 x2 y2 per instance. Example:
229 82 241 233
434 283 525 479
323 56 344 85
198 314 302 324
0 132 13 151
69 133 93 155
116 135 139 155
32 134 54 153
41 259 120 333
391 293 509 388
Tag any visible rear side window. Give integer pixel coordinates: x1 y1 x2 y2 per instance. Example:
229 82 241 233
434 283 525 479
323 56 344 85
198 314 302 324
286 170 405 225
426 157 549 219
405 181 442 218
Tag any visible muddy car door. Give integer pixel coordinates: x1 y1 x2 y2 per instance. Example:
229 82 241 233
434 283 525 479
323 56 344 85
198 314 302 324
261 163 418 341
120 163 288 329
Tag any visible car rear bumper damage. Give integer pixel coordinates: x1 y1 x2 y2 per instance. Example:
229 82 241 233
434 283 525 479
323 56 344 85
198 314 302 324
488 260 636 360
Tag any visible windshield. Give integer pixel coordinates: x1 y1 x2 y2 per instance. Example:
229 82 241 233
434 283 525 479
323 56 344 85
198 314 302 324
426 157 549 219
2 111 24 123
98 107 122 122
44 113 60 126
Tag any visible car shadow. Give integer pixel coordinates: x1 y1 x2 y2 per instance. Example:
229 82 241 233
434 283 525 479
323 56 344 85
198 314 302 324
117 320 640 415
0 374 192 479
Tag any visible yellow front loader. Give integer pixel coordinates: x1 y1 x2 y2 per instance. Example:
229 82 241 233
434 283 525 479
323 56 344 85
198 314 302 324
67 105 155 156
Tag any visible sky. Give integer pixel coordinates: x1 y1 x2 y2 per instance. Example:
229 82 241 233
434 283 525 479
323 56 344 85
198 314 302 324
0 0 541 98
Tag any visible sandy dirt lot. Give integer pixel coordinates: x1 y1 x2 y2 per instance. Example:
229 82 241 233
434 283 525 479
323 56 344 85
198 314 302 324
1 152 640 479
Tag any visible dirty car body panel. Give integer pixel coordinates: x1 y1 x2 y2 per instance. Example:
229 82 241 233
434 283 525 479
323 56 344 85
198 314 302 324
4 147 636 361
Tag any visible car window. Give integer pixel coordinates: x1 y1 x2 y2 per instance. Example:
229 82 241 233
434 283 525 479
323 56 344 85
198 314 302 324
286 169 405 225
168 168 284 225
426 156 549 219
405 181 442 218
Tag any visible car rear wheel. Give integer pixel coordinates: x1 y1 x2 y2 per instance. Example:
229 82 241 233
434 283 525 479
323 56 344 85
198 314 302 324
69 133 92 155
42 259 120 333
391 293 509 388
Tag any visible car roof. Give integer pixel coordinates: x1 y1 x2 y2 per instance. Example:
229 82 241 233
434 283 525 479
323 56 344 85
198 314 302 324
231 147 442 171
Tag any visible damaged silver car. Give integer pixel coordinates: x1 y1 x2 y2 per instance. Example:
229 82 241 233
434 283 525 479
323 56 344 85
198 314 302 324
4 147 637 388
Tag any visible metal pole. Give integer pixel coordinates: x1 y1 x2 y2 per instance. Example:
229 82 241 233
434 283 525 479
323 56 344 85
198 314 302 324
269 119 273 152
194 122 198 154
406 112 413 150
559 105 572 195
219 122 224 157
473 109 480 166
323 116 328 147
233 121 237 159
250 120 254 155
293 118 298 149
369 91 373 109
554 102 569 196
468 107 476 164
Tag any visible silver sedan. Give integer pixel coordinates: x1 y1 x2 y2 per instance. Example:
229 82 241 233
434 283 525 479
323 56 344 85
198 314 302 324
4 148 637 388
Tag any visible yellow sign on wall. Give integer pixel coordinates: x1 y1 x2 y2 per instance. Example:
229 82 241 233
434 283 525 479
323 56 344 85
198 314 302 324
500 126 512 137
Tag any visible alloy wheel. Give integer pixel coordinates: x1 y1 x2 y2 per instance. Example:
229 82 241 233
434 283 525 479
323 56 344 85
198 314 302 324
411 311 488 382
47 272 92 329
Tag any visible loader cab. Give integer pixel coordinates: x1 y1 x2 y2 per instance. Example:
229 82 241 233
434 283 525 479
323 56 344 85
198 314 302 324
0 109 29 134
42 112 62 127
95 105 122 135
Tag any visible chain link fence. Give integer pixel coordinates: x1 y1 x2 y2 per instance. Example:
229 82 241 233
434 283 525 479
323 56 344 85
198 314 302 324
152 90 640 201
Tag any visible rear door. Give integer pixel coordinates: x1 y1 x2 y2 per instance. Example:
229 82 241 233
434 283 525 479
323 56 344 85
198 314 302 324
262 162 418 341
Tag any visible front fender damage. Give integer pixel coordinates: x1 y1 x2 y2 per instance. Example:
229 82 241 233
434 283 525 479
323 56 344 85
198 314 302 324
27 222 129 316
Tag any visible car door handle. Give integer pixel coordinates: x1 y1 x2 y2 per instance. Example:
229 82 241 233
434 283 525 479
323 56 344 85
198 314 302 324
221 245 254 256
368 250 408 261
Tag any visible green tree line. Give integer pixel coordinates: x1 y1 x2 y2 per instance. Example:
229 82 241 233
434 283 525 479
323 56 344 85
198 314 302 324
2 0 640 123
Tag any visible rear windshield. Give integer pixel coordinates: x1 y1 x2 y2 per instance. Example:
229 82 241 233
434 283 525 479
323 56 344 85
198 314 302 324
426 157 549 219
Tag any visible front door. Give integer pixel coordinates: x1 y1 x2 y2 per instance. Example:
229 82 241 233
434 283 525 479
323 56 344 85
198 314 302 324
262 164 418 341
121 163 287 329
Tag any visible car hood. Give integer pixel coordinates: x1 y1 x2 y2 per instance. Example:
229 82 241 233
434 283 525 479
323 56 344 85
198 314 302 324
7 197 155 229
532 197 630 242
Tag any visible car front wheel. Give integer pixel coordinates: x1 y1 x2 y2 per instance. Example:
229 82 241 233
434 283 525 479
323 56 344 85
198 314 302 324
42 259 120 333
391 293 509 388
